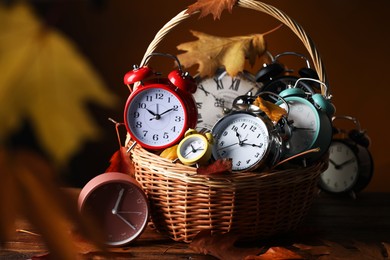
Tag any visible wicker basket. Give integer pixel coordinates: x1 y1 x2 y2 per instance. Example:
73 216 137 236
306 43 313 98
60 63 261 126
127 0 329 243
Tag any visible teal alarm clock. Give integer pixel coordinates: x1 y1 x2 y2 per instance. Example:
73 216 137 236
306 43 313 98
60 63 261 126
276 78 335 163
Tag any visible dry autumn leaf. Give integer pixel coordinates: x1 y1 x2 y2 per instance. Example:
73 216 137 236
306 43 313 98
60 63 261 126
187 0 237 20
177 30 268 77
105 120 135 177
245 247 303 260
197 158 232 175
0 3 117 166
253 96 287 122
190 230 263 260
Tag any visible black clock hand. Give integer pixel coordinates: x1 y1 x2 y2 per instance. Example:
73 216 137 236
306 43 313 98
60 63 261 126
293 126 315 131
184 145 204 157
146 108 157 116
329 158 338 167
329 158 354 169
159 108 174 117
149 107 174 120
338 158 355 168
242 142 263 148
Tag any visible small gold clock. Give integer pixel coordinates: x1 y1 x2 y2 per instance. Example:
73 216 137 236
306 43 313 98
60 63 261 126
177 129 213 166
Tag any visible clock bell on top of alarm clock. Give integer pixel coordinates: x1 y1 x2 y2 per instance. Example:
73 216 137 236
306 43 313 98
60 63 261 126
122 52 198 152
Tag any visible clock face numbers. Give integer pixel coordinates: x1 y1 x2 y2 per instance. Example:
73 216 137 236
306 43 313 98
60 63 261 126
80 181 149 246
195 73 258 130
179 136 206 161
125 85 187 149
319 141 359 193
212 112 269 172
278 98 319 158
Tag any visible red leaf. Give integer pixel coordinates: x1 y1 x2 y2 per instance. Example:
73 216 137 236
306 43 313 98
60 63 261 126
196 158 232 175
105 147 135 178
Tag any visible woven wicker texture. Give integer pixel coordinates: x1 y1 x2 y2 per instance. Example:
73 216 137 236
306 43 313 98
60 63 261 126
128 0 329 242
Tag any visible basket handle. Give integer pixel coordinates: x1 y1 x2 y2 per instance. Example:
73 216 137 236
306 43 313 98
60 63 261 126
139 0 329 97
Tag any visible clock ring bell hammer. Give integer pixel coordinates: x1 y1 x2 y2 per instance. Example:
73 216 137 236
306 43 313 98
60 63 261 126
123 53 198 151
211 91 288 172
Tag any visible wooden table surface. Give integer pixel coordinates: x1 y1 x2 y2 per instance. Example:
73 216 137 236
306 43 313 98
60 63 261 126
1 191 389 259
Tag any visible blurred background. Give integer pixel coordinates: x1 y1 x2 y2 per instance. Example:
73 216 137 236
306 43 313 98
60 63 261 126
1 0 389 192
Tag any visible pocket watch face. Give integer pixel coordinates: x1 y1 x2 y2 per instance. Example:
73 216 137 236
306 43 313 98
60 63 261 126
319 141 359 193
278 97 319 157
125 85 187 149
194 71 258 130
212 112 270 172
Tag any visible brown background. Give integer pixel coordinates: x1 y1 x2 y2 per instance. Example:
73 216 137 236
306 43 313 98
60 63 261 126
43 0 389 191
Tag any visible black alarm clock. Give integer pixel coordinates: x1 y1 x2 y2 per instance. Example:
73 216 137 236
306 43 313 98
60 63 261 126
318 115 374 198
255 52 320 99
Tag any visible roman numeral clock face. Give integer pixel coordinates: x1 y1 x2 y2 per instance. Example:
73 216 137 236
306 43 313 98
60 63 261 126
125 85 188 150
194 71 258 130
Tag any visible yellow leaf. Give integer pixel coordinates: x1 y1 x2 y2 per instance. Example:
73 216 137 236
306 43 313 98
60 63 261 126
253 96 287 122
177 30 267 77
0 3 117 165
160 144 179 160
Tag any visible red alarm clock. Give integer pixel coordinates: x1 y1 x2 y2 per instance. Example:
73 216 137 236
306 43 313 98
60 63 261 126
124 53 198 150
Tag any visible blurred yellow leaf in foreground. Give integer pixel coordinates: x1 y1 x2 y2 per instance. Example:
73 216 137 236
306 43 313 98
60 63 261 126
0 2 117 165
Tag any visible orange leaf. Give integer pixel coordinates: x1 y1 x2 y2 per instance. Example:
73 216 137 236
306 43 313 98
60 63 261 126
190 230 262 259
245 247 303 260
105 147 135 178
186 0 237 20
253 96 287 122
177 30 267 77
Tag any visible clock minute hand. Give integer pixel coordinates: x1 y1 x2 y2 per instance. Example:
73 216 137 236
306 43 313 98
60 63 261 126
338 158 355 168
115 212 136 230
112 188 124 215
217 142 239 151
293 126 315 131
159 108 174 117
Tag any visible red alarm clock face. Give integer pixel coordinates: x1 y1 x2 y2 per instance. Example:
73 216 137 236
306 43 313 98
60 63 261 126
78 172 149 246
124 84 190 150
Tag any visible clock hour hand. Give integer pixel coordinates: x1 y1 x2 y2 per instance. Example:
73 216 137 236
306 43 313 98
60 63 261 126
146 108 157 116
242 142 263 148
